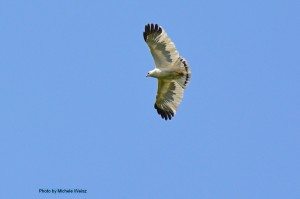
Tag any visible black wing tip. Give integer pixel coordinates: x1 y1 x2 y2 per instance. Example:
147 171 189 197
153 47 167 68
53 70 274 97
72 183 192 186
154 103 174 120
143 23 163 42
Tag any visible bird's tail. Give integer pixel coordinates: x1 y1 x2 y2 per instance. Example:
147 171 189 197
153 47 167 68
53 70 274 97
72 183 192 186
175 57 191 89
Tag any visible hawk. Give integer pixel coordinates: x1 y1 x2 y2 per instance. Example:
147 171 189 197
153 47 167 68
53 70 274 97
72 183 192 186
144 23 191 120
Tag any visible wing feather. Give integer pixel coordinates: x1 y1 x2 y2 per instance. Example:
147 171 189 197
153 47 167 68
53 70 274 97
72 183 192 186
154 79 184 120
143 23 180 68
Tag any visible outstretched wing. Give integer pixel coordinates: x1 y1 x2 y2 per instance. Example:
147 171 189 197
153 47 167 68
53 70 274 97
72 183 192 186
154 79 185 120
143 23 180 68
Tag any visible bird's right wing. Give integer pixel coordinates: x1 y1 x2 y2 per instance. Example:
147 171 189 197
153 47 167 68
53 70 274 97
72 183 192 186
154 79 185 120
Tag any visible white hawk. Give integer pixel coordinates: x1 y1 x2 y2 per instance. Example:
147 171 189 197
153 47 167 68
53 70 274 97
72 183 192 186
143 23 191 120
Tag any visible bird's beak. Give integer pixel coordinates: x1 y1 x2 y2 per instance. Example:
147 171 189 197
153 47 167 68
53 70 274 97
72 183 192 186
146 74 149 77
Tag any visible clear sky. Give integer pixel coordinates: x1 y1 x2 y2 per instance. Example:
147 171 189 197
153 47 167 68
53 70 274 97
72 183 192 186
1 0 299 198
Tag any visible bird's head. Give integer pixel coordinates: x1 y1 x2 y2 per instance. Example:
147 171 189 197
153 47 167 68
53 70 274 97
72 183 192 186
146 69 157 78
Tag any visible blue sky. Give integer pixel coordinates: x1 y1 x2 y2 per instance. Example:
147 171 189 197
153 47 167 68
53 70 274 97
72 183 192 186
0 0 299 198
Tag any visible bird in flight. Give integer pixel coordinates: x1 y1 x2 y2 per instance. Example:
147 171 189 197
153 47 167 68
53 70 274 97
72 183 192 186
143 23 191 120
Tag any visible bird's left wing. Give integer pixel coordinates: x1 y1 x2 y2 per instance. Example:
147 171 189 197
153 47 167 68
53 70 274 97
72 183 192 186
143 23 180 68
154 79 185 120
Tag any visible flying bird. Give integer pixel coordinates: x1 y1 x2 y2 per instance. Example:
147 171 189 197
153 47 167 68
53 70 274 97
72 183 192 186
143 23 191 120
